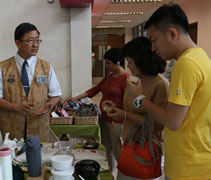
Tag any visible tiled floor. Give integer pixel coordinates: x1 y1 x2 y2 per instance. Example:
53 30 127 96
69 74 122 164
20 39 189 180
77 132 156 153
91 84 166 180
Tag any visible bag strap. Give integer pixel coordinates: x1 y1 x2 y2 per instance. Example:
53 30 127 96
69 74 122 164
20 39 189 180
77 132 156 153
134 115 155 166
123 125 140 145
147 117 162 162
147 116 156 160
123 114 148 146
123 115 160 166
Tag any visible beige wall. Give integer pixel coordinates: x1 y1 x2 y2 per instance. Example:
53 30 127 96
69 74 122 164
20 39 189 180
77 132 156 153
69 7 92 97
0 0 92 99
0 0 71 98
181 0 211 58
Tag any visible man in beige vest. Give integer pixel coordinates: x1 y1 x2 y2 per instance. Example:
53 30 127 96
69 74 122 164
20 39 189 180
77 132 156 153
0 23 62 142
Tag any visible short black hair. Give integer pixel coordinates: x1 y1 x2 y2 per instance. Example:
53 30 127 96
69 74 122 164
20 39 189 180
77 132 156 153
104 48 125 67
122 37 166 76
14 23 40 41
144 3 189 34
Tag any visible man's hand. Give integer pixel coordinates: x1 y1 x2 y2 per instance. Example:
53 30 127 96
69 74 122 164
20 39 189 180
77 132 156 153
33 103 53 116
14 104 34 115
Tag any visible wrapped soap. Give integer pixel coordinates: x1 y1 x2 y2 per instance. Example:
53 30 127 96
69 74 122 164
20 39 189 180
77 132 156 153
129 75 139 84
103 105 112 113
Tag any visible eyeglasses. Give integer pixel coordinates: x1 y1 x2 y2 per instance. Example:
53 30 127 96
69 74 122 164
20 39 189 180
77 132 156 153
21 39 42 45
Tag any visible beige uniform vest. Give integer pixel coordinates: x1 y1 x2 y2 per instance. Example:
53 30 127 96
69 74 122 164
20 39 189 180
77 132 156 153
0 57 50 142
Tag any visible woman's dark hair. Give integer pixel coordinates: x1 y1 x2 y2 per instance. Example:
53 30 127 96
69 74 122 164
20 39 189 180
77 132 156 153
122 36 166 76
15 23 40 41
144 3 189 34
104 48 125 67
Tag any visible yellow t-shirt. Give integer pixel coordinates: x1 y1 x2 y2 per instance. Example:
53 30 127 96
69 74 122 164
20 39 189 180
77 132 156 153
164 48 211 180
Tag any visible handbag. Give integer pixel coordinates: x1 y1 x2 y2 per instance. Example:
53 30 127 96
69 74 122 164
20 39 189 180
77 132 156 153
117 115 162 179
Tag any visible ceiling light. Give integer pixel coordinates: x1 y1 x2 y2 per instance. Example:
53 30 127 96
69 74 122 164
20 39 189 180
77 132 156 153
96 25 124 28
104 12 143 16
111 0 162 3
100 20 132 23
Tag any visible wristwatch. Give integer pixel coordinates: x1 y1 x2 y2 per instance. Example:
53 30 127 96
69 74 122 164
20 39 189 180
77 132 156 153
133 95 146 108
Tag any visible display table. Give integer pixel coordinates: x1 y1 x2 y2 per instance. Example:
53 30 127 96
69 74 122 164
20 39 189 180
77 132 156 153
46 143 112 180
44 170 112 180
24 125 112 180
24 144 112 180
26 169 112 180
50 124 101 143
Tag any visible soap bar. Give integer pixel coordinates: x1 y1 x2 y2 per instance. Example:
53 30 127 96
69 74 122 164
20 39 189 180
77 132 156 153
129 76 139 83
103 105 112 113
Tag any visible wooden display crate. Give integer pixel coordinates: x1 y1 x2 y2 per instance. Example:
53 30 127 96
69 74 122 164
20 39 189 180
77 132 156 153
74 115 98 125
74 104 98 125
49 116 73 125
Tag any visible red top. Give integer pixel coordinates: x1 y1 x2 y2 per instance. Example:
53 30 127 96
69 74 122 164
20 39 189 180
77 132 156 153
86 72 130 123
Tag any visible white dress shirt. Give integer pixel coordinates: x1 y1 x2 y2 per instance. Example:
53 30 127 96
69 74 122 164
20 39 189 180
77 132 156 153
0 53 62 98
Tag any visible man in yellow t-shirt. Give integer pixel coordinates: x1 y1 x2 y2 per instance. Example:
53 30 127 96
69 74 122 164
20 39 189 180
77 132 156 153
126 4 211 180
164 48 211 179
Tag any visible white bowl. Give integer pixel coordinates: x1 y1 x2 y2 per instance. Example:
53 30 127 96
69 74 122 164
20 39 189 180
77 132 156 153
49 176 75 180
51 167 74 180
51 154 73 171
49 176 74 180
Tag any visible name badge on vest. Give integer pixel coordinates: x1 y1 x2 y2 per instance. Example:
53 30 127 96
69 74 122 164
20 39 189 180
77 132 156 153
8 74 15 83
36 75 47 84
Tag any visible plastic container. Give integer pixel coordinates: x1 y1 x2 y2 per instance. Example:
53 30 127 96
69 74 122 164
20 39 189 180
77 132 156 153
0 147 13 180
51 154 73 171
49 176 74 180
0 164 2 180
25 136 42 177
51 166 74 180
75 159 100 179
